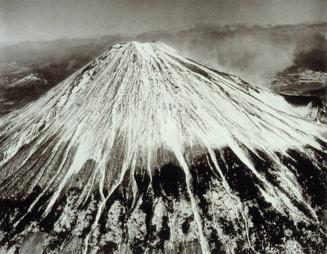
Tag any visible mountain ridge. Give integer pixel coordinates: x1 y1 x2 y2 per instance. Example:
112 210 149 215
0 41 326 254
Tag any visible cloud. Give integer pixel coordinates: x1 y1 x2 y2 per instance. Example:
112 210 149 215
293 33 327 72
0 0 326 42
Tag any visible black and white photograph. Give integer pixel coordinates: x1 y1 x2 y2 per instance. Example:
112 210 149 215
0 0 326 253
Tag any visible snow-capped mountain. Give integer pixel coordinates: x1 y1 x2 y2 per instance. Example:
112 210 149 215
0 42 326 254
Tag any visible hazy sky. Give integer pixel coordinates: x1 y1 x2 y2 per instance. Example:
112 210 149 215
0 0 326 42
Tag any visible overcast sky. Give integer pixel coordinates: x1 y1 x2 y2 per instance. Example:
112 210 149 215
0 0 326 42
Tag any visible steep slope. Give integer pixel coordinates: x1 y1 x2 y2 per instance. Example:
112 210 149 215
0 42 326 254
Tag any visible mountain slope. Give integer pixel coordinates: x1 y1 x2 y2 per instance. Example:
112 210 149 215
0 41 326 254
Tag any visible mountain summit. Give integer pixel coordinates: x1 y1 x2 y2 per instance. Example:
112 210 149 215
0 41 326 253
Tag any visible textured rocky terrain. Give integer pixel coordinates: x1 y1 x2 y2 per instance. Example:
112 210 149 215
271 28 327 124
0 42 326 254
272 69 327 124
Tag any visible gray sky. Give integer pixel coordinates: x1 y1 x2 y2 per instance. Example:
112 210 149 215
0 0 326 42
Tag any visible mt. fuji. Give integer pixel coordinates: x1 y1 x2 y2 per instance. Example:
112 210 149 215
0 42 326 254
